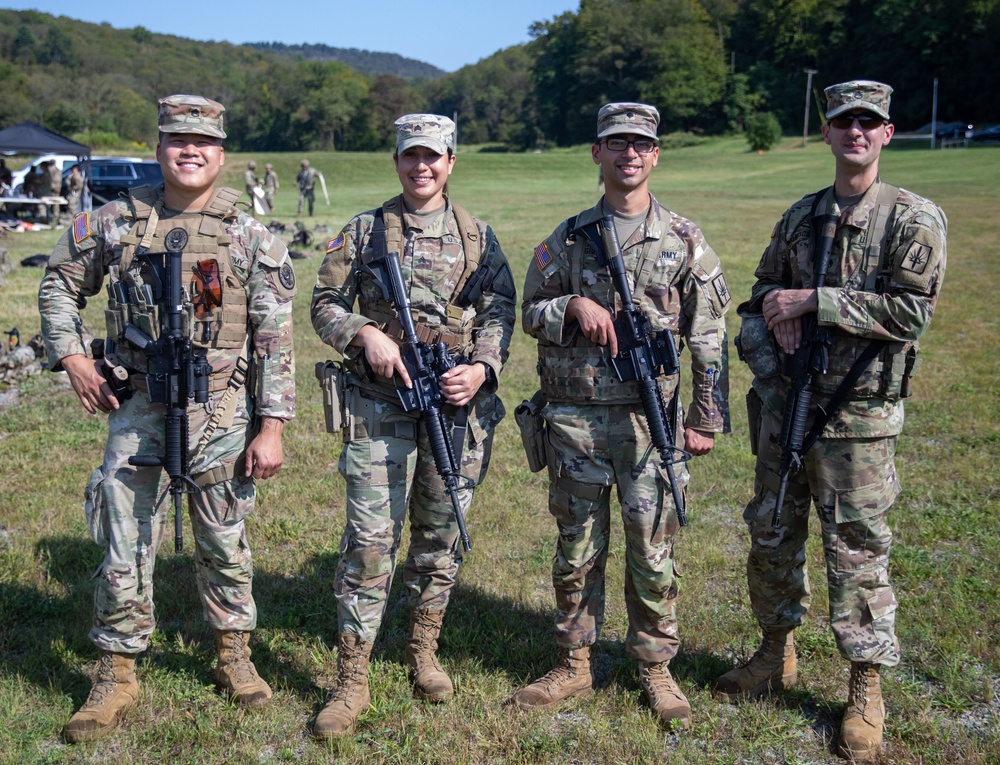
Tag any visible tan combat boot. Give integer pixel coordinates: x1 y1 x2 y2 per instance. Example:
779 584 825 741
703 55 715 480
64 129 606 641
837 663 885 762
313 634 373 740
713 629 797 702
639 661 691 729
404 609 454 702
511 646 593 710
63 651 140 743
214 630 273 708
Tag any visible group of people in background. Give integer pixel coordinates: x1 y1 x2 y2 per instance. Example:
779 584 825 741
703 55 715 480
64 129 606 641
39 79 947 763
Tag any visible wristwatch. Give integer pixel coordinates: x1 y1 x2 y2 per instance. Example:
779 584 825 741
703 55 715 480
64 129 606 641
476 360 495 387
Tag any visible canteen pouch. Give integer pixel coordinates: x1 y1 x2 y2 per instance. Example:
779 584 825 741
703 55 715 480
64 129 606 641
515 390 548 473
315 360 345 434
83 466 109 547
735 312 780 380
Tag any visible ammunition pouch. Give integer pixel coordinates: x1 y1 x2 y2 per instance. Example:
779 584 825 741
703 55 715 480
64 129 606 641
735 312 780 380
514 390 548 473
315 359 346 434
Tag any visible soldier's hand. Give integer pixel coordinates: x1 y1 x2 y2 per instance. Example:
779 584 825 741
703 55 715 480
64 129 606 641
684 427 715 456
353 325 412 387
61 353 120 414
567 297 618 356
439 363 485 407
245 417 285 480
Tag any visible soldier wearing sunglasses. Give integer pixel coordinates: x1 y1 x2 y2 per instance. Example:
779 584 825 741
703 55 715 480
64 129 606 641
39 95 297 743
715 81 947 762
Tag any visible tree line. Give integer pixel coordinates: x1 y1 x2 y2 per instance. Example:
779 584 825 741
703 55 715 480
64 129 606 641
1 2 997 153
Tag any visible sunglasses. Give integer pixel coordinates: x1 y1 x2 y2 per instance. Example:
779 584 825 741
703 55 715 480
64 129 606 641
190 259 222 319
602 137 658 154
829 113 886 130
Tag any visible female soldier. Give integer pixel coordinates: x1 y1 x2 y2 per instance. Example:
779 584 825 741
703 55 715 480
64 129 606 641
309 114 515 739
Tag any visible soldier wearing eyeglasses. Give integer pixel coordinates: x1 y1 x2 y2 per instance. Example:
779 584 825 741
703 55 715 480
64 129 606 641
516 102 731 728
714 81 947 762
38 94 297 743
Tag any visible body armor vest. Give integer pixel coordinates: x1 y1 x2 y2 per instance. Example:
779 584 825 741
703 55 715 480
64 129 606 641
104 185 248 373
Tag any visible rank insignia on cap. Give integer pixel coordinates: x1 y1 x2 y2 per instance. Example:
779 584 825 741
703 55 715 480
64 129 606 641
326 233 345 254
534 241 552 270
73 213 90 244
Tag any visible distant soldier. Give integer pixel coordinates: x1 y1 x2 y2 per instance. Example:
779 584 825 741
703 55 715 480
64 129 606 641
263 163 279 210
65 164 85 217
296 158 317 216
0 159 12 194
515 102 731 729
714 81 948 762
244 160 260 213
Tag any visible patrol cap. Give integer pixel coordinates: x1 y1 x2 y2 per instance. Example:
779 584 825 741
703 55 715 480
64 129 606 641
824 80 892 120
597 102 660 140
394 114 456 155
158 94 227 139
247 160 257 169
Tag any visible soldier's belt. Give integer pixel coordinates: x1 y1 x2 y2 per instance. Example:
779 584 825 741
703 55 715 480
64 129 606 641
383 318 467 351
130 371 235 394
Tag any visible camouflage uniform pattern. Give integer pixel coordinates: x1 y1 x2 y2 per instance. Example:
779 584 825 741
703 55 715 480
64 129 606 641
296 165 317 216
263 168 279 209
38 187 296 654
311 201 515 642
739 180 947 667
522 196 731 663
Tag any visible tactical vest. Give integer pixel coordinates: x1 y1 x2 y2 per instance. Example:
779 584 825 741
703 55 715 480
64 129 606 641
104 185 248 373
360 195 483 355
788 182 919 402
537 216 678 404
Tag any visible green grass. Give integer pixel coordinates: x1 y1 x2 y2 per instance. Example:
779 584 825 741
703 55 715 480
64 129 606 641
1 137 998 764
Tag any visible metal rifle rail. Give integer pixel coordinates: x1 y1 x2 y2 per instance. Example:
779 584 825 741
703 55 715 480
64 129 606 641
363 249 473 552
771 210 838 528
122 228 212 553
595 215 691 527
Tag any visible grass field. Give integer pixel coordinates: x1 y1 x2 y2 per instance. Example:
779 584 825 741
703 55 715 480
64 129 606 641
1 136 998 764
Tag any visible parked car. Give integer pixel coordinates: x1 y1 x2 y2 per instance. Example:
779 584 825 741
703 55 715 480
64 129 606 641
911 121 970 140
971 124 1000 144
63 157 164 205
8 154 80 195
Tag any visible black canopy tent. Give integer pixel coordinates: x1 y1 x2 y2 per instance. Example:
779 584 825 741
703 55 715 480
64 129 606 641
0 121 92 210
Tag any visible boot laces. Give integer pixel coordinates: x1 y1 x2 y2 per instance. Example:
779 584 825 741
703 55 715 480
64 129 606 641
86 654 124 708
640 662 681 703
849 665 875 712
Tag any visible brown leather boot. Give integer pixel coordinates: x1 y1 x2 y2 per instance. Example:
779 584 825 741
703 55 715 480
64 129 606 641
713 629 797 702
639 661 691 729
511 646 593 710
63 651 140 744
404 609 454 702
214 630 272 708
837 663 885 762
313 634 373 740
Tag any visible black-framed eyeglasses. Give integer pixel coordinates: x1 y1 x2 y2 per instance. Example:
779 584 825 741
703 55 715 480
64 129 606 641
829 113 886 130
602 137 658 154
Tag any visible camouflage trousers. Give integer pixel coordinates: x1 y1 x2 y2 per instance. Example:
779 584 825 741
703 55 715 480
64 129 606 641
84 386 258 655
744 400 901 666
334 390 499 644
542 402 690 664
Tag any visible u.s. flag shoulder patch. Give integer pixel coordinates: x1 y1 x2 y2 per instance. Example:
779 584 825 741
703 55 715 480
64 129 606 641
534 241 553 270
73 213 90 244
326 233 346 254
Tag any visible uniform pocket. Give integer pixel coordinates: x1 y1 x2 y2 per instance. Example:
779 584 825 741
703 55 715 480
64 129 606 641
83 467 109 546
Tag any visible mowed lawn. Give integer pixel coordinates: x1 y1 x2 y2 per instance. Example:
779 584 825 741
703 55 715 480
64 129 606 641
1 137 997 764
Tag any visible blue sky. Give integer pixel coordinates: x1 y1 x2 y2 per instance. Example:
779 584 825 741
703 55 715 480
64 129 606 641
11 0 580 72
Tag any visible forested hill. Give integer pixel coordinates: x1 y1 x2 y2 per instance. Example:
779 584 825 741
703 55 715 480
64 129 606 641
247 42 445 80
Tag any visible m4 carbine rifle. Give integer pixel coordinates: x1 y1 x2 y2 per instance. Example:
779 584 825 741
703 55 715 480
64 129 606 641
114 227 212 553
588 215 691 527
771 209 839 527
363 248 474 552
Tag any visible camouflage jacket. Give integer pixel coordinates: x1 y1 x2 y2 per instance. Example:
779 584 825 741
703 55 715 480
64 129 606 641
38 185 297 421
522 196 731 433
311 199 515 399
745 179 947 438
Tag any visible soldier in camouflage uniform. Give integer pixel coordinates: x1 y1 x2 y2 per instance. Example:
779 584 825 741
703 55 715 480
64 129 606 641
244 160 260 208
263 163 279 211
713 81 947 762
515 103 731 729
309 113 515 739
296 159 317 216
38 95 297 744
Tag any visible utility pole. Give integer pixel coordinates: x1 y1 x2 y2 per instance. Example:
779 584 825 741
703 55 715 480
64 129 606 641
803 69 818 147
931 78 938 150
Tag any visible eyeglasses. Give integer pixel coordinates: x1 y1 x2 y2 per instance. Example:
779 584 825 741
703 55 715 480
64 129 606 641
602 137 658 154
829 113 886 130
190 259 222 319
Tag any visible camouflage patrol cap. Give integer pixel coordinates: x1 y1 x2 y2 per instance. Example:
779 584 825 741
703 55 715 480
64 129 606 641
824 80 892 120
158 94 227 139
597 102 660 140
247 160 257 169
394 114 456 155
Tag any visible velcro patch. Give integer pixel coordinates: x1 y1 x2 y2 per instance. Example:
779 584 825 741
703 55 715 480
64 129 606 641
901 243 931 275
660 249 683 264
534 241 552 270
712 273 731 307
73 213 90 244
326 233 345 254
279 262 296 290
